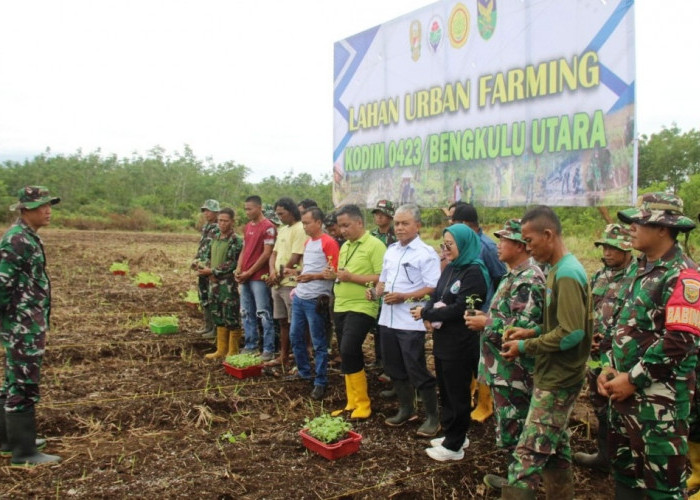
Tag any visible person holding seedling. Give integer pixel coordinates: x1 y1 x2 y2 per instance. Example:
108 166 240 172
464 219 545 462
485 206 591 499
0 186 62 466
198 207 243 360
371 204 441 437
192 199 220 339
326 204 385 419
287 207 339 400
573 224 635 474
410 224 488 461
451 203 506 424
266 197 305 370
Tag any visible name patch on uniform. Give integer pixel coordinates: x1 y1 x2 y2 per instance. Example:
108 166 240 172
666 269 700 336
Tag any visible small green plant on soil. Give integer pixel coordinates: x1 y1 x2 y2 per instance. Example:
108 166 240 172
406 294 431 304
133 271 162 287
109 262 129 273
225 353 262 368
303 414 352 444
220 431 247 443
149 315 179 327
182 289 200 304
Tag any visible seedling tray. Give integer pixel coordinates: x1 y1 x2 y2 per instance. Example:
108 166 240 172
299 429 362 460
138 282 157 288
112 270 126 276
223 362 263 379
149 323 178 335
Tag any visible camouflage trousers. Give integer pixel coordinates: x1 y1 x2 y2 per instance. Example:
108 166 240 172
609 407 689 498
0 329 45 412
209 276 241 329
198 275 210 309
507 383 582 489
492 384 533 450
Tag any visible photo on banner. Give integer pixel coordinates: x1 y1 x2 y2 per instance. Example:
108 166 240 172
333 0 636 208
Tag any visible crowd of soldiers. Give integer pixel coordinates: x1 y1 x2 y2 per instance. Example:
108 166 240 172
3 185 700 500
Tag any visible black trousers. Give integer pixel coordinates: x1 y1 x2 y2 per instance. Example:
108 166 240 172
435 356 472 451
333 311 375 374
380 326 435 391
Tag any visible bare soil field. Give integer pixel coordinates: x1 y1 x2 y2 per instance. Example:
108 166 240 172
0 229 612 498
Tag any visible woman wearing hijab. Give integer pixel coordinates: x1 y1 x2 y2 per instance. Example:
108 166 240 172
411 224 489 461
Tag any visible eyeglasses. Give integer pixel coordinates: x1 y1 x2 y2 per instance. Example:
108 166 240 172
440 242 454 251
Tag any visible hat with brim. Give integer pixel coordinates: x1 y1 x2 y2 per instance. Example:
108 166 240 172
9 186 60 211
618 193 695 232
372 200 395 218
594 224 632 251
494 218 525 244
200 199 221 212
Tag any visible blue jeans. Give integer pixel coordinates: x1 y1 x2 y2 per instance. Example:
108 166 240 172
290 296 328 387
240 280 275 354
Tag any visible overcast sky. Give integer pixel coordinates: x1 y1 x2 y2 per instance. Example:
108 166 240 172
0 0 697 182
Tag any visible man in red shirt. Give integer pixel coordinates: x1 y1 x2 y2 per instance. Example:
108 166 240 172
235 195 277 360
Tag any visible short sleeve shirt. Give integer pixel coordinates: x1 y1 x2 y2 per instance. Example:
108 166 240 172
273 220 306 286
240 218 277 281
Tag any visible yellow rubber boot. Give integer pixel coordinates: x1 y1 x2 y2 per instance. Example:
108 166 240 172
226 329 242 357
688 441 700 491
205 326 229 360
470 382 494 422
349 370 371 419
331 375 356 416
470 378 478 407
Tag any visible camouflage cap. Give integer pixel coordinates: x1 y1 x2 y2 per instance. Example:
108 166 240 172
9 186 60 211
324 211 338 226
372 200 395 218
594 224 632 251
200 199 220 212
263 203 281 226
618 192 695 232
494 218 525 244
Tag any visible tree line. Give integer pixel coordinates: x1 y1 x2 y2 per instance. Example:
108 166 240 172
0 125 698 230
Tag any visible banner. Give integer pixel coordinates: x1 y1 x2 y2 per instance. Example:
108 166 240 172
333 0 636 208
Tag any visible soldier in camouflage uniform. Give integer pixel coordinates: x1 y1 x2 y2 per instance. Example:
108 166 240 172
574 224 636 473
197 207 244 360
485 206 592 500
0 186 61 466
598 193 700 499
192 199 220 339
465 219 545 452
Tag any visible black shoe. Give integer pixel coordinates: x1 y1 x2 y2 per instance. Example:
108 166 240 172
310 385 326 400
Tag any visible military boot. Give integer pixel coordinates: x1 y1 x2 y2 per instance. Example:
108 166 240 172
573 415 610 472
0 398 45 457
6 408 60 467
542 468 574 500
500 485 535 500
199 308 216 339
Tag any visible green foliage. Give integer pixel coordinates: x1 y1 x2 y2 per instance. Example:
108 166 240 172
109 262 129 273
149 315 179 327
182 289 200 304
133 272 162 286
225 353 262 368
219 431 247 444
638 125 700 194
303 414 352 444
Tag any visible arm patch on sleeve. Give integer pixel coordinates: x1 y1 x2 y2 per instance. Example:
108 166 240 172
666 268 700 336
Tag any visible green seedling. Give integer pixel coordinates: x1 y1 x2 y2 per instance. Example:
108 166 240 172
225 353 262 368
149 315 179 327
220 431 248 444
465 294 483 312
182 289 200 304
303 414 352 444
133 271 162 287
109 261 129 274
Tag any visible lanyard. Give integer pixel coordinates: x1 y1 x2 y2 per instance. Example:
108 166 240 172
342 240 362 268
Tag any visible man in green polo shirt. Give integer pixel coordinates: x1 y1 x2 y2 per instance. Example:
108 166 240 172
325 204 386 419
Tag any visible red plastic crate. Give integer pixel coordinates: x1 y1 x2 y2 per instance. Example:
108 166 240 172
299 429 362 460
112 270 126 276
138 282 157 288
223 362 263 379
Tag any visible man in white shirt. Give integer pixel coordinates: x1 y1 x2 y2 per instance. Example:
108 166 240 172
372 204 441 437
